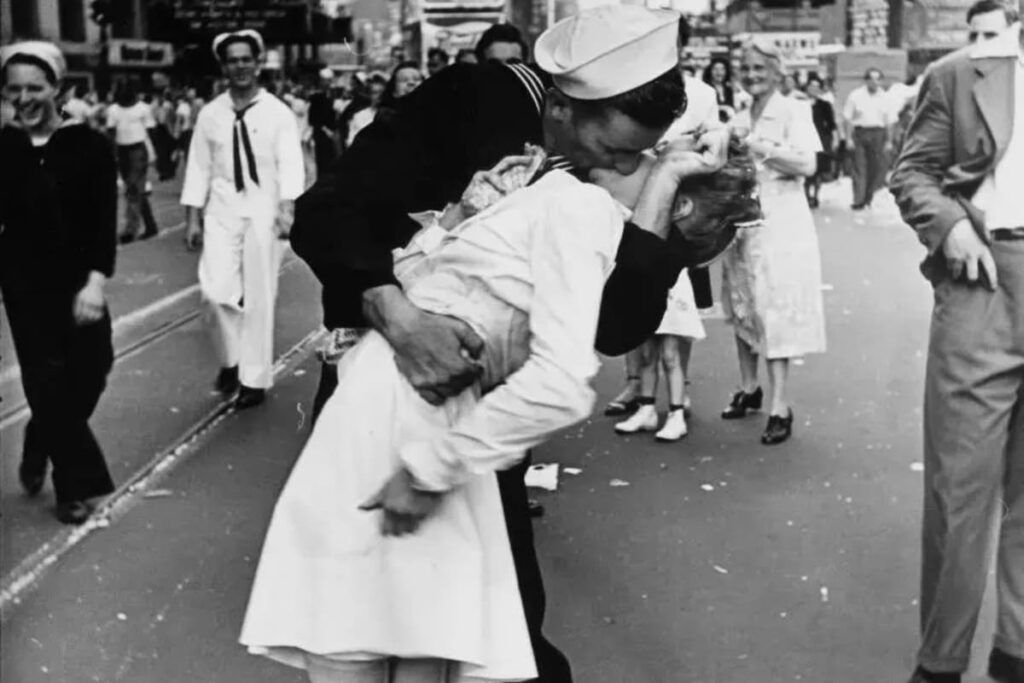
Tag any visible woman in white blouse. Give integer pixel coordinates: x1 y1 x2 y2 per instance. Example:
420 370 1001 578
240 145 760 682
719 42 827 445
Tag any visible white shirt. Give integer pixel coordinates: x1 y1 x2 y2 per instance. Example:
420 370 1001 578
180 90 305 218
106 102 155 145
843 85 894 128
661 75 723 141
971 24 1024 229
175 100 193 132
395 171 627 492
347 106 376 146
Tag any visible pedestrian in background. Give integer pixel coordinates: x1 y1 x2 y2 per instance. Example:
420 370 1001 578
150 89 177 180
804 75 838 208
890 15 1024 683
426 47 449 77
455 48 478 65
843 68 895 210
475 23 528 64
0 41 118 525
703 56 736 122
720 41 826 446
309 68 340 178
345 72 386 148
181 29 304 409
106 81 159 242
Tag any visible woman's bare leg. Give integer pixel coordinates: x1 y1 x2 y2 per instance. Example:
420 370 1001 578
766 358 791 417
735 335 760 393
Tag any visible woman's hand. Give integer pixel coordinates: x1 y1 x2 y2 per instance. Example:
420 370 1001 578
359 467 444 536
73 273 106 325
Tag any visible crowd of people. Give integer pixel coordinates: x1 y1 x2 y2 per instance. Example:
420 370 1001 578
1 1 1022 682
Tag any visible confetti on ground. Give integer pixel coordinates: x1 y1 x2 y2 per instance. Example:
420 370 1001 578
910 462 924 472
793 358 806 366
525 464 559 491
563 467 583 476
609 479 631 487
294 369 307 376
820 587 830 603
142 489 173 499
712 565 729 575
169 407 180 413
117 613 127 621
701 484 715 492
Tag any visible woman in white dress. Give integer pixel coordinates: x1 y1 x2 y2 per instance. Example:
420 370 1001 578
719 42 827 445
240 144 759 682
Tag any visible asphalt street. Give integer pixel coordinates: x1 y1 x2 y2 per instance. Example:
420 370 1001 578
0 177 1002 682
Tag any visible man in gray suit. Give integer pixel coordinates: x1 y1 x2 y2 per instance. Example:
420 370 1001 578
890 13 1024 683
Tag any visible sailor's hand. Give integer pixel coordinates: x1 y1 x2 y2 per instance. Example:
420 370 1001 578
184 218 203 251
364 286 484 405
359 468 444 536
274 200 295 239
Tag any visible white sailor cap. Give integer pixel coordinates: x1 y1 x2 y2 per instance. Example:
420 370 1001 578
212 30 266 61
0 41 67 83
534 5 680 101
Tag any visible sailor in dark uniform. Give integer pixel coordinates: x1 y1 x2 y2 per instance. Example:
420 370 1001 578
290 7 729 681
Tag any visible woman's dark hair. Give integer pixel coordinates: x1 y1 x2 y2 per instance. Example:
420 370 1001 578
3 54 58 85
702 57 732 86
427 48 449 64
568 67 686 130
805 75 824 90
114 81 137 107
474 23 527 62
215 35 262 62
670 140 762 267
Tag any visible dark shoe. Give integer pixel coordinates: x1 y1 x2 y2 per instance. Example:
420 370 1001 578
808 197 820 208
215 366 240 395
140 226 159 239
528 498 545 519
851 203 867 211
721 387 763 419
604 397 640 417
118 233 137 245
989 647 1024 683
235 386 266 409
19 458 47 497
55 500 95 525
761 409 794 445
906 666 961 683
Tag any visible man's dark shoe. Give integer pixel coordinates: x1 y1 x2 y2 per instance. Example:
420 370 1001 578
851 202 868 211
215 366 240 395
721 387 763 419
235 386 266 409
989 647 1024 683
907 665 961 683
528 499 545 519
55 500 95 525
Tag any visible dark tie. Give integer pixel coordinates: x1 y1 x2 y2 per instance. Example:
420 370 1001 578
528 154 578 185
233 103 260 192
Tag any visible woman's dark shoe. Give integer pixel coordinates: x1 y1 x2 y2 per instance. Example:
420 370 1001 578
235 386 266 410
761 409 794 445
989 647 1024 683
55 500 95 525
19 458 47 497
604 397 640 417
721 387 763 419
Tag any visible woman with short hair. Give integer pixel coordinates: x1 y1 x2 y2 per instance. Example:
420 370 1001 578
0 41 118 524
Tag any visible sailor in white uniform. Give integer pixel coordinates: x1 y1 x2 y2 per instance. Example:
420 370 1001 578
181 30 304 408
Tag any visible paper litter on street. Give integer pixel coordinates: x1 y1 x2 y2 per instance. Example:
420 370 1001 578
563 467 583 475
712 564 729 575
609 479 630 487
524 463 559 491
910 462 924 472
701 484 715 492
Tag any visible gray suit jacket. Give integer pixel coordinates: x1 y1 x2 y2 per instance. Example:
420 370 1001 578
890 24 1020 281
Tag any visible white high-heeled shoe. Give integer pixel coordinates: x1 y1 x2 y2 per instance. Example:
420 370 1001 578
655 409 688 441
614 404 659 434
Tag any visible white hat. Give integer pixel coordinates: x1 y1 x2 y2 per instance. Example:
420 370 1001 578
0 41 66 83
212 30 265 60
318 67 334 80
534 5 679 101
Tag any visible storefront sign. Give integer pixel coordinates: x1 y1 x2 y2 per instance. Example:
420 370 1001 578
108 40 175 68
171 0 310 42
734 31 822 68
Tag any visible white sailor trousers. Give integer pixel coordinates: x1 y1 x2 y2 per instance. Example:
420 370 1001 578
198 210 283 389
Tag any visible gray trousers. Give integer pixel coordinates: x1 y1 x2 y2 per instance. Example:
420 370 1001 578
918 239 1024 672
852 127 888 206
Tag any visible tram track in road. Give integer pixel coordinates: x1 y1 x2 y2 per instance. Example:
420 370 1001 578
0 324 326 617
0 254 301 430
